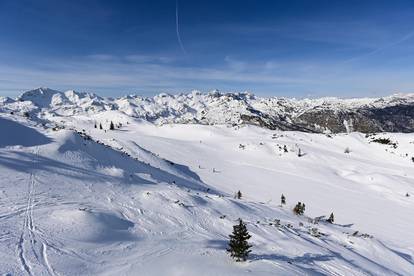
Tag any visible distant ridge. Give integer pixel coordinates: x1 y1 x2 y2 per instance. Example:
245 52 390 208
2 87 414 133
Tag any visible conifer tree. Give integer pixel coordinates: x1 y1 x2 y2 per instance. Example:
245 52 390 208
227 219 252 262
110 121 115 130
281 194 286 205
99 123 103 130
293 202 305 215
94 122 97 128
293 202 301 214
327 212 334 223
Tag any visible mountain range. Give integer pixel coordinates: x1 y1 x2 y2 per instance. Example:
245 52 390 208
2 87 414 133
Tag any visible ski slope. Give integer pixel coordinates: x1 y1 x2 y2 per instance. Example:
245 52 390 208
1 111 413 275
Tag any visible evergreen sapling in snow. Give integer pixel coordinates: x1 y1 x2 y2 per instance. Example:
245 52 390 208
327 212 334 223
293 202 305 215
110 121 115 130
281 194 286 205
227 219 252 262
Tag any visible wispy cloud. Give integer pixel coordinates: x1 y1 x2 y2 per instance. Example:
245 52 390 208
2 52 414 98
0 54 316 96
87 54 175 64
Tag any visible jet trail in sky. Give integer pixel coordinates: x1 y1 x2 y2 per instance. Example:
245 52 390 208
345 30 414 63
176 0 187 54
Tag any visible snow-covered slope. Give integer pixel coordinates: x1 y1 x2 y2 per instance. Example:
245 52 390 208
1 108 413 275
2 87 414 133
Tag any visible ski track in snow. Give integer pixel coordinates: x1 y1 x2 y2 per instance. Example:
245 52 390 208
16 147 57 276
17 147 37 276
1 108 414 275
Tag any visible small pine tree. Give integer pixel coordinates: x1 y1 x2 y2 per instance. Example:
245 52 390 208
227 219 252 262
110 121 115 130
99 123 103 130
283 145 288 153
235 190 242 199
327 212 334 223
281 194 286 205
94 122 97 128
293 202 301 215
293 202 305 215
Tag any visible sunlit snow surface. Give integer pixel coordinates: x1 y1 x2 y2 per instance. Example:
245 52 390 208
0 90 414 275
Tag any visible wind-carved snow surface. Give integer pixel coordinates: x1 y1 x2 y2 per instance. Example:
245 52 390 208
0 88 414 275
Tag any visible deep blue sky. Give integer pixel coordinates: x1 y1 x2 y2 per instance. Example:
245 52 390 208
1 0 414 97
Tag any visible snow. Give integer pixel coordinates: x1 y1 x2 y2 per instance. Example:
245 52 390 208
48 209 135 243
3 87 414 128
0 117 52 147
0 89 414 275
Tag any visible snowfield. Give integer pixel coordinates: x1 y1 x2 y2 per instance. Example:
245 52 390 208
0 89 414 275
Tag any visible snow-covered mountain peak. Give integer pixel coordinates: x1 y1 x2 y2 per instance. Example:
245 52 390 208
18 87 63 108
4 88 414 132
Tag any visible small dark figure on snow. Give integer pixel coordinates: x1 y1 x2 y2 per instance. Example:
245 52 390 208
283 145 288 153
94 122 97 128
406 193 410 197
110 121 115 130
281 194 286 205
227 219 252 262
293 202 305 215
327 212 334 223
99 123 103 130
235 190 242 199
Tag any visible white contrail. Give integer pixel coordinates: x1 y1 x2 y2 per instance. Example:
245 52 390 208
345 30 414 63
176 0 187 54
